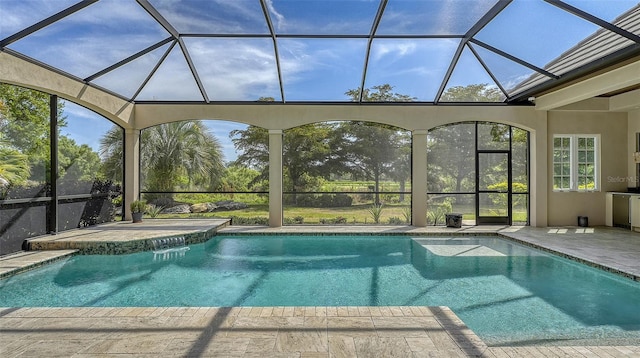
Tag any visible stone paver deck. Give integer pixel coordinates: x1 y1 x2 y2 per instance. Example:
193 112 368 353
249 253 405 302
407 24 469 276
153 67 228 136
1 306 638 357
2 223 640 356
0 250 77 279
0 306 489 357
498 226 640 280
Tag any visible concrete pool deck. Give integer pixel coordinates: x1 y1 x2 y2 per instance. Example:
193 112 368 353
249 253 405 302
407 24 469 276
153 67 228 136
2 220 640 356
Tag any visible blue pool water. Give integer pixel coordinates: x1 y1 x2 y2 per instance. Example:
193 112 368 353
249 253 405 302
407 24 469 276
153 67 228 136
1 235 640 346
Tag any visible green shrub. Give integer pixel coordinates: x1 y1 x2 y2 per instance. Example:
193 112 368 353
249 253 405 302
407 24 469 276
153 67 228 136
147 204 163 218
229 216 269 225
388 217 404 225
130 200 147 213
402 206 411 223
368 203 384 224
427 200 453 226
284 216 304 224
320 216 347 224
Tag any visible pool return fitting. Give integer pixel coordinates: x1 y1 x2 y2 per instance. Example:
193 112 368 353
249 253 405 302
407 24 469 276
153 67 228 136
151 236 190 260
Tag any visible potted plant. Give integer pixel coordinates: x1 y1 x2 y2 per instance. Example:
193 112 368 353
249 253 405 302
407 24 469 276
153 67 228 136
130 200 147 223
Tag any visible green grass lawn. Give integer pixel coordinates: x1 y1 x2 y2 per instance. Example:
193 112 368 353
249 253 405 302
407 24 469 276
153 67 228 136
156 202 527 225
154 183 527 225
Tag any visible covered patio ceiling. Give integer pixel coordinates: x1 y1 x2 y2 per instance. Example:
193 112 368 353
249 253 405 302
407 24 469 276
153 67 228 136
1 0 639 105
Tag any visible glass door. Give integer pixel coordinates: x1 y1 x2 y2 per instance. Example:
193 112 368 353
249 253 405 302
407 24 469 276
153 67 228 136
477 151 510 225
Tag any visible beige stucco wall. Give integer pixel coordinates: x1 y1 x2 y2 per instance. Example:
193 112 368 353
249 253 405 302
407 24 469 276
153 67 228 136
0 52 134 128
628 110 640 184
547 111 628 226
133 103 540 132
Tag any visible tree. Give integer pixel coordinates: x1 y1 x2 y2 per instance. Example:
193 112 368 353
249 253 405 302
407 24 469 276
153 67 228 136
440 84 503 102
345 84 416 102
282 123 334 195
427 122 476 193
58 136 102 182
333 121 409 204
387 132 411 202
428 84 506 193
231 122 336 203
343 84 413 204
0 83 65 182
99 125 124 182
1 84 106 189
100 121 225 197
230 125 269 174
219 164 263 192
0 148 30 187
143 121 224 193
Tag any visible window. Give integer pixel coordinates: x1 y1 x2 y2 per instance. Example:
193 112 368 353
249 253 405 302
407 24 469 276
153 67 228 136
553 135 599 191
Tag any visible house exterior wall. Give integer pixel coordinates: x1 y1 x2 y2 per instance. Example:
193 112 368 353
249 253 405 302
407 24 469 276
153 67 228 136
547 111 628 226
628 109 640 184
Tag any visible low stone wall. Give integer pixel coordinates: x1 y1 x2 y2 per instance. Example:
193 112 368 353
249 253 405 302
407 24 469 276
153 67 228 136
24 221 229 255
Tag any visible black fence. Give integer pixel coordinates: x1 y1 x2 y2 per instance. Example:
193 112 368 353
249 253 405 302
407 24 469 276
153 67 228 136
0 180 121 256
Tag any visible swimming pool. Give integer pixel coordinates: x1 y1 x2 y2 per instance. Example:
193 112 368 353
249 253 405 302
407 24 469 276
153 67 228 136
1 235 640 346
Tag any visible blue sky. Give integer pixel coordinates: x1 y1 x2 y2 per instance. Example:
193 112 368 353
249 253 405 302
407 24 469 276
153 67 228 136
3 0 639 159
3 0 637 103
60 100 248 163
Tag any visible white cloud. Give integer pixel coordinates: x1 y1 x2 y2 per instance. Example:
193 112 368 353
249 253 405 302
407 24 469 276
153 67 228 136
184 38 280 100
371 41 417 62
503 72 537 92
149 0 268 33
137 46 203 100
72 0 161 28
0 0 78 36
265 0 286 31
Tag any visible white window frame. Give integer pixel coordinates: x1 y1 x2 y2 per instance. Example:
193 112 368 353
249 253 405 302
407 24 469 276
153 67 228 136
552 134 600 192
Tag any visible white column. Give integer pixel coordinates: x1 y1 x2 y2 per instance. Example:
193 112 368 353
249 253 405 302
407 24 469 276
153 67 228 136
124 128 140 221
530 111 548 227
412 130 428 227
269 129 283 227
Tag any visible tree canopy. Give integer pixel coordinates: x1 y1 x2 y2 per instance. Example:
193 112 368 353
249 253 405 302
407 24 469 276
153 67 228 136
343 84 412 203
231 84 414 204
101 121 225 195
0 84 101 188
440 84 504 102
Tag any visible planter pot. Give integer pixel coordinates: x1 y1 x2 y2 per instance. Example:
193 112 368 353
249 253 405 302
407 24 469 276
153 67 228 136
578 216 588 227
132 212 144 223
445 213 463 228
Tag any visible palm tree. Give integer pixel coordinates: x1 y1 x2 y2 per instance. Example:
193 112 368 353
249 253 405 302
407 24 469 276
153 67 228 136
0 148 30 186
99 126 124 182
100 120 225 197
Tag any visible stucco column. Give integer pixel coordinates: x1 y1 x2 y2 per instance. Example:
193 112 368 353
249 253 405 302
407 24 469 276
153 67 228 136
269 130 283 227
412 130 428 227
530 111 548 227
124 128 140 221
